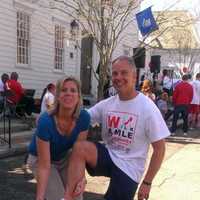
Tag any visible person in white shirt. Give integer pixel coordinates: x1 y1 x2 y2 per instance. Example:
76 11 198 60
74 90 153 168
189 73 200 128
63 56 170 200
0 73 9 92
162 69 172 95
0 73 9 107
40 83 55 113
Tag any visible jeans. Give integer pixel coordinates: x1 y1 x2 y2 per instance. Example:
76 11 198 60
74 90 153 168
170 105 189 133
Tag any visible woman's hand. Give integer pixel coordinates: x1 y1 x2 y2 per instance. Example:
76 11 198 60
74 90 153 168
72 177 87 197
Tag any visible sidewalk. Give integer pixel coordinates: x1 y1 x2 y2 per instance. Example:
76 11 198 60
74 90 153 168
0 142 199 200
84 142 200 200
149 143 200 200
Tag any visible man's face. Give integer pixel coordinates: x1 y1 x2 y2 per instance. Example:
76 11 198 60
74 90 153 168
112 59 136 95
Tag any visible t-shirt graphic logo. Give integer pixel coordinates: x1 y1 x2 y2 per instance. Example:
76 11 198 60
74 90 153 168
106 111 138 152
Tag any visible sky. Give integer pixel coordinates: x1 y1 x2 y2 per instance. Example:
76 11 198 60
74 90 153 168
141 0 200 13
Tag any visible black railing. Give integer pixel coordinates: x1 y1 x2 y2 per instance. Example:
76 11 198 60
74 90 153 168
0 93 12 148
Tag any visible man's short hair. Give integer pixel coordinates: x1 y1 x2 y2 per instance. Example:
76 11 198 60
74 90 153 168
182 74 188 81
196 73 200 79
10 72 19 80
1 73 9 83
112 56 136 70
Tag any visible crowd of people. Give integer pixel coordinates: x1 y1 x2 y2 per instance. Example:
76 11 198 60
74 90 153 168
0 72 35 117
1 57 199 200
105 68 200 138
0 72 57 118
138 70 200 137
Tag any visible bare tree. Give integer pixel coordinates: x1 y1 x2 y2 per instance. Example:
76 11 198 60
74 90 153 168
48 0 141 100
167 27 199 75
142 8 200 76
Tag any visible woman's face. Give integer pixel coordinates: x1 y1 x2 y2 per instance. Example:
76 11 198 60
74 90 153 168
58 80 79 110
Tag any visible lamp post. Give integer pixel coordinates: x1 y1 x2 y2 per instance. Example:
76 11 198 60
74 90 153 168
70 19 79 40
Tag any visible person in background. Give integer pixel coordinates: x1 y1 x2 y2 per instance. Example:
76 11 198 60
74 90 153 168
0 73 10 112
141 79 156 102
40 83 55 113
188 73 200 129
108 85 117 97
156 92 169 118
0 73 9 93
7 72 35 116
63 56 169 200
27 76 90 200
170 74 193 136
139 74 145 90
162 69 172 96
7 72 24 105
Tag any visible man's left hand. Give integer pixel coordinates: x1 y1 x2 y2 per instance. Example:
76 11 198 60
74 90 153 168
137 183 151 200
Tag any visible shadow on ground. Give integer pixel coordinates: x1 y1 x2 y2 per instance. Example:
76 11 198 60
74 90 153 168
84 192 104 200
0 155 35 200
0 155 105 200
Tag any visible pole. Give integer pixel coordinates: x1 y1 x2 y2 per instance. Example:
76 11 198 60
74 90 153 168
136 68 140 90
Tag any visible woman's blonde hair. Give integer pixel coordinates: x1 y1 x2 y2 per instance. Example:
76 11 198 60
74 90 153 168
141 79 153 93
49 76 82 119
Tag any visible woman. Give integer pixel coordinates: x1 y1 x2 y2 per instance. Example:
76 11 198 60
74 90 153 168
141 79 156 102
40 83 55 113
162 69 172 95
27 76 90 200
156 92 169 118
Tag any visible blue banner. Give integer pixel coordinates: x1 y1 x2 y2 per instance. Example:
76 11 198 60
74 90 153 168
136 7 158 37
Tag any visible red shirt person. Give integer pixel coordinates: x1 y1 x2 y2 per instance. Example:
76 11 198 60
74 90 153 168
170 74 193 135
172 79 193 106
7 72 24 104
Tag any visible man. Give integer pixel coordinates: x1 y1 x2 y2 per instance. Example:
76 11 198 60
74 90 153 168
162 69 172 95
7 72 24 104
170 74 193 136
189 73 200 128
64 56 170 200
0 73 10 111
7 72 34 116
0 73 9 93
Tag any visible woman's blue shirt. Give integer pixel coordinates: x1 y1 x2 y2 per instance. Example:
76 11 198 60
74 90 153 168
28 109 90 161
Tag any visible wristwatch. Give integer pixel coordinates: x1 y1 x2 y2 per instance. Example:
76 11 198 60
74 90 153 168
142 180 152 186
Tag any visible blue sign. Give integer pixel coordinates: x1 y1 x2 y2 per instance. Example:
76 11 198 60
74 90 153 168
136 7 158 37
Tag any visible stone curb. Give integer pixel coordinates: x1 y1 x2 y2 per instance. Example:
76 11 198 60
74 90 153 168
166 136 200 144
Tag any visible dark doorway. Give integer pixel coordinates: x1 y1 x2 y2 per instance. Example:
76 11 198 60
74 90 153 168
80 36 93 95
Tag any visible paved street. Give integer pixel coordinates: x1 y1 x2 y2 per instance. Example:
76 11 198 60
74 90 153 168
1 142 200 200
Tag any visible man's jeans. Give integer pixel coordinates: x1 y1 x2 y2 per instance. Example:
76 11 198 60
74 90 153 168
170 105 189 133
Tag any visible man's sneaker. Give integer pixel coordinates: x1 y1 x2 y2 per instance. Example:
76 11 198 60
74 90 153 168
171 132 175 136
183 132 187 136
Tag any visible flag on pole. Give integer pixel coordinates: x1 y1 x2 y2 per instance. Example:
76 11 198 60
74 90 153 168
136 7 158 37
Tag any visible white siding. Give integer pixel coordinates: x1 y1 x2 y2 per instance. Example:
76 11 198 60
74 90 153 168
0 0 140 99
0 0 80 98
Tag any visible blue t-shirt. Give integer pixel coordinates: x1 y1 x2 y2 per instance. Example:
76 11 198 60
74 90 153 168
28 109 90 161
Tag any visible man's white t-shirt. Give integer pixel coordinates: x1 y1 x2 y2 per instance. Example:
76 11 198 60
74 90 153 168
0 80 4 92
163 76 172 90
88 92 170 183
190 80 200 105
40 91 55 113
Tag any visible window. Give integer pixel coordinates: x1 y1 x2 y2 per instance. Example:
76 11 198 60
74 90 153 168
55 25 65 70
102 0 112 6
17 11 30 65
